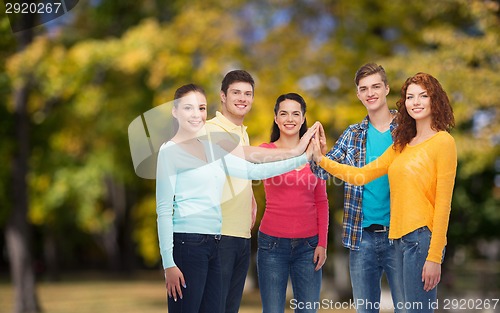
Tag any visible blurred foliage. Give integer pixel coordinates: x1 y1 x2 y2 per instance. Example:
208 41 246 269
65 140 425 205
1 0 499 269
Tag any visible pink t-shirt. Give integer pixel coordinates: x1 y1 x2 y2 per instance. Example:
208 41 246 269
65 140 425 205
259 143 329 247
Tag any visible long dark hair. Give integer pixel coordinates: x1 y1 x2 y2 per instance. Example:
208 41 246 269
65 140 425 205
270 93 308 142
172 84 206 134
393 73 454 151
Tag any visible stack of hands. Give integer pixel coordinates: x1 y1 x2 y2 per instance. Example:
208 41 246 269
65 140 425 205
297 121 327 164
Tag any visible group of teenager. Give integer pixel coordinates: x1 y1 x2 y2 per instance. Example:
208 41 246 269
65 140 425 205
155 64 457 313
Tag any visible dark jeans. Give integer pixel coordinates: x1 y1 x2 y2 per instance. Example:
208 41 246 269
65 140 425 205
168 233 222 313
218 235 251 313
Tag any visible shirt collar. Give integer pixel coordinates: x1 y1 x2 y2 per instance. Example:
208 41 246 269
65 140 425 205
360 109 398 130
214 111 248 132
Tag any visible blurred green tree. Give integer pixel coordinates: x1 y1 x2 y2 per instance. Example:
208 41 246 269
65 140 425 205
1 1 499 311
2 10 42 313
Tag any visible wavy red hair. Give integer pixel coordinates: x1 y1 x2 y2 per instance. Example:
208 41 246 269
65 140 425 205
393 73 455 152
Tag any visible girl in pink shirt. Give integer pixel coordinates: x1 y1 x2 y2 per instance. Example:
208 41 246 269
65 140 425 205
257 93 329 313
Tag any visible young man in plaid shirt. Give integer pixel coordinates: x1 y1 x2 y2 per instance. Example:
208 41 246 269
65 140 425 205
311 63 404 313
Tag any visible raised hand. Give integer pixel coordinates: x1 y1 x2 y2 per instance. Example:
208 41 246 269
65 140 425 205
311 134 323 164
306 134 315 161
317 122 328 155
294 121 320 156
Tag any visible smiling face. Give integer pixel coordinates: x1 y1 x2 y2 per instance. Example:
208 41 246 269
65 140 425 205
172 91 207 136
356 73 390 113
220 81 254 125
274 99 305 138
405 83 432 124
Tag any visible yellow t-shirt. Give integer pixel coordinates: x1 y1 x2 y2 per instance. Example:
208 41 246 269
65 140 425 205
204 112 253 238
319 131 457 263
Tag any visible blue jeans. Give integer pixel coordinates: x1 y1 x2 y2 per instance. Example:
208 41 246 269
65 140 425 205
257 231 322 313
394 227 439 313
168 233 222 313
349 229 404 313
218 235 251 313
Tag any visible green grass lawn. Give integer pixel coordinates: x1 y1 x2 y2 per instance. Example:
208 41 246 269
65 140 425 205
0 272 356 313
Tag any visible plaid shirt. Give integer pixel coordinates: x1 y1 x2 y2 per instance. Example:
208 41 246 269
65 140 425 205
310 111 397 250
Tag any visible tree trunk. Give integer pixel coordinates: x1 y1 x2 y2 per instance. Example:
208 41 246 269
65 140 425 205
102 176 128 271
5 82 41 313
4 15 41 313
43 231 60 281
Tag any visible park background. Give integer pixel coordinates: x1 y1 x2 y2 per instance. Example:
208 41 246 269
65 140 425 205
0 0 499 312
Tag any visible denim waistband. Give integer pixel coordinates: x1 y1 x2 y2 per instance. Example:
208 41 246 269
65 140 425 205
258 230 318 241
173 232 221 241
363 224 389 232
221 235 251 241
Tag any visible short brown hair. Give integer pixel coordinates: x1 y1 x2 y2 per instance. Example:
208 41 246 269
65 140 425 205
354 63 388 87
220 70 255 95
